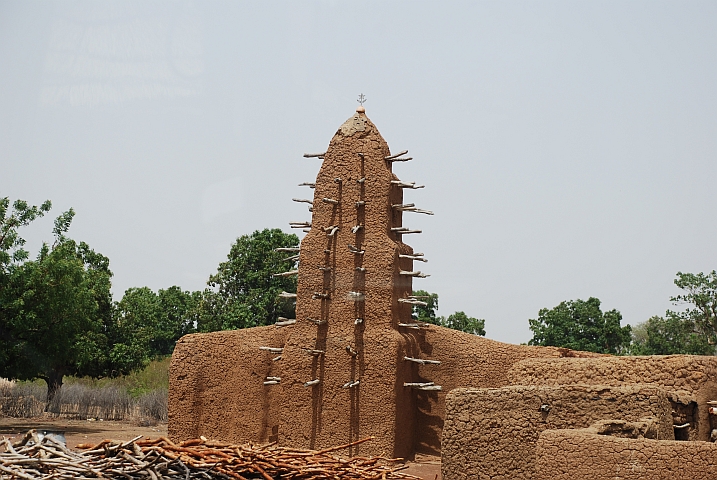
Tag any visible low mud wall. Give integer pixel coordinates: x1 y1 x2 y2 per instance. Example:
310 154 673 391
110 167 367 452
441 384 673 480
508 355 717 440
535 428 717 480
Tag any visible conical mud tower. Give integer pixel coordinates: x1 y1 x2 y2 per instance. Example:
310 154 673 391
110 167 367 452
169 105 574 458
279 105 433 456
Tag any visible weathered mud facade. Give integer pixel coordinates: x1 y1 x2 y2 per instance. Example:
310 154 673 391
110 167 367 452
169 107 585 457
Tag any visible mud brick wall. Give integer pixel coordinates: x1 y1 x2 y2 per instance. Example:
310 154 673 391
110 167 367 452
535 428 717 480
441 384 673 480
508 355 717 440
169 327 289 443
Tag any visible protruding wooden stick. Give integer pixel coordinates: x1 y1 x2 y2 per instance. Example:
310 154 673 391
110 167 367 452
357 177 365 184
278 291 297 298
290 224 311 229
355 201 366 207
264 380 280 385
391 180 425 189
385 150 408 160
400 254 428 262
292 198 313 205
282 254 300 261
342 380 360 389
351 225 363 233
273 270 299 277
275 247 300 252
302 348 325 356
392 203 415 209
322 198 339 205
404 382 442 391
347 291 365 301
324 225 339 236
393 204 434 215
317 266 331 271
346 346 358 356
355 318 364 325
398 322 430 329
272 355 282 361
304 379 320 387
398 298 428 306
298 182 315 188
334 177 342 183
312 292 330 299
303 152 326 158
306 317 327 325
259 347 284 353
400 270 430 278
303 228 311 233
386 157 412 162
391 228 422 234
355 267 366 272
415 385 442 391
348 244 365 254
404 382 434 387
275 319 297 327
404 356 441 365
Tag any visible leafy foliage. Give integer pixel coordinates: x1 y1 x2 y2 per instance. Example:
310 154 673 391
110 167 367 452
411 290 486 336
671 271 717 346
629 315 712 355
528 297 631 354
411 290 440 324
443 311 486 336
198 229 299 332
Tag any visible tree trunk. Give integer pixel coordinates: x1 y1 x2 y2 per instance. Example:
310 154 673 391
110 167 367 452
44 371 63 413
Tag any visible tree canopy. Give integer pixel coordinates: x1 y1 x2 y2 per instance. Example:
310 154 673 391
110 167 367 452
197 228 300 332
411 290 486 336
528 297 631 354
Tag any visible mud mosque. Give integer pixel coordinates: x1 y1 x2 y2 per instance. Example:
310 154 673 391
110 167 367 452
170 105 717 479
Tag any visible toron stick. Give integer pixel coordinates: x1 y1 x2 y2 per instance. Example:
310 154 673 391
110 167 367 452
312 292 330 299
404 382 434 387
306 317 327 325
385 150 408 160
282 254 300 261
398 298 428 306
391 180 425 189
275 319 296 327
399 271 430 278
278 291 297 298
346 346 358 356
403 356 441 365
317 266 332 271
292 198 313 205
355 318 364 325
298 182 315 188
357 177 365 183
272 355 282 362
347 291 365 301
264 380 280 385
275 247 300 252
273 270 299 277
392 203 415 209
303 379 320 387
355 201 366 207
322 198 339 205
351 224 363 233
398 322 429 329
355 267 366 272
342 380 360 389
302 348 325 355
324 225 339 236
386 157 413 162
259 347 284 353
303 152 326 158
399 254 428 262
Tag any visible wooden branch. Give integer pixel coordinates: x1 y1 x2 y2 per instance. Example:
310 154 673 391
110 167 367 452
322 198 339 205
385 150 408 160
302 348 325 356
391 180 425 189
348 244 365 254
398 298 428 306
347 291 365 301
355 267 366 272
292 198 313 205
275 247 300 252
386 157 412 162
399 270 430 278
398 322 429 329
324 225 339 236
404 382 442 391
342 380 360 389
273 270 299 277
259 347 284 354
393 229 422 234
275 319 296 327
298 182 315 188
263 380 280 385
303 152 326 158
317 266 331 271
392 203 415 209
357 177 365 183
282 254 300 261
312 292 330 299
334 177 342 183
404 382 434 387
355 318 364 325
395 206 434 215
278 291 297 298
399 254 428 262
403 356 441 365
303 379 320 387
346 345 358 356
355 201 366 207
306 317 327 325
351 224 363 233
272 355 282 362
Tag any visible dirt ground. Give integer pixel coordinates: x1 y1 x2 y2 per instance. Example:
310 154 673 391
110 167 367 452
0 417 440 479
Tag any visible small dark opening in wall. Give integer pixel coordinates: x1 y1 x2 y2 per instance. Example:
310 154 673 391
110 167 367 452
674 426 690 441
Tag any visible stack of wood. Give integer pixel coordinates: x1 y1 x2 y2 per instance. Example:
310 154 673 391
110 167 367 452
1 430 422 479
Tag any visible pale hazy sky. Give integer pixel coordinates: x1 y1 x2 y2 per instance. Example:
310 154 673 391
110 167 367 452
1 1 715 344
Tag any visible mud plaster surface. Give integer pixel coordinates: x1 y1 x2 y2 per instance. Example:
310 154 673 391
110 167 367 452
509 355 717 440
535 428 717 480
441 384 673 480
169 110 582 458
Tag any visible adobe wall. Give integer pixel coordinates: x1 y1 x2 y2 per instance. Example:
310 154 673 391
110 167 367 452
535 428 717 480
508 355 717 440
441 384 673 480
169 327 289 443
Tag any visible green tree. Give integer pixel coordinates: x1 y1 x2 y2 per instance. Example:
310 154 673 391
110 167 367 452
671 271 717 346
528 297 631 354
198 229 299 332
629 315 712 355
443 311 486 336
411 290 440 324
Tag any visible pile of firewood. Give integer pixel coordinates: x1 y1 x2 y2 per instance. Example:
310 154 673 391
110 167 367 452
0 430 422 479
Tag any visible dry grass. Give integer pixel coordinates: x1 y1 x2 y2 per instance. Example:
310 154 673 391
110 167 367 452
0 359 169 422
